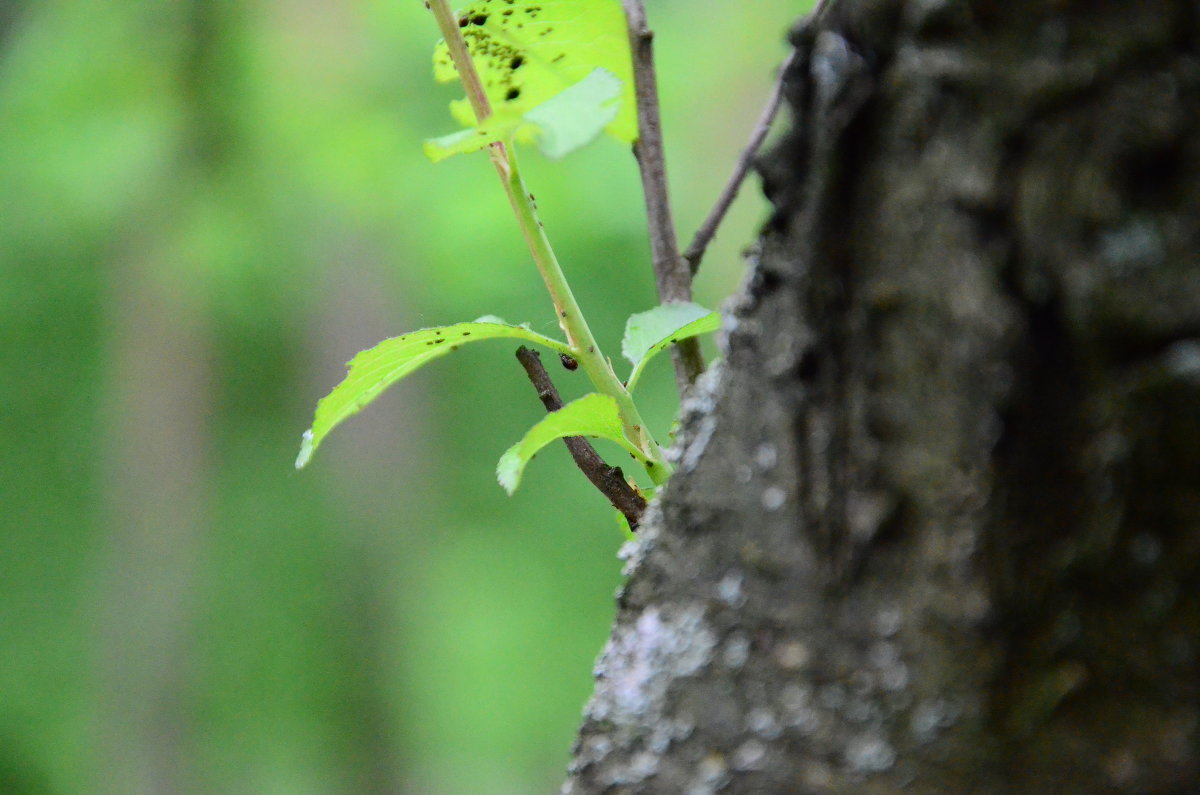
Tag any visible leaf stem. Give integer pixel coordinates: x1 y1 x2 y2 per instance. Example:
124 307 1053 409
501 151 671 483
427 0 672 485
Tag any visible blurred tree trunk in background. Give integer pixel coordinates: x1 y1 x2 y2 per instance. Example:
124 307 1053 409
98 238 211 794
308 245 422 794
96 2 223 789
566 1 1200 792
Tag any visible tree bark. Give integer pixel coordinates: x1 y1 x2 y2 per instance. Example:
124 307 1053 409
565 1 1200 792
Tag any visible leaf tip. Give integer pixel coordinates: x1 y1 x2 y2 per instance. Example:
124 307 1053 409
295 429 315 470
422 138 452 163
496 451 521 495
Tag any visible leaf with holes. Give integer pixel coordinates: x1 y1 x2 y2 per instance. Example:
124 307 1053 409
297 320 572 469
496 393 645 494
622 302 720 391
429 0 636 158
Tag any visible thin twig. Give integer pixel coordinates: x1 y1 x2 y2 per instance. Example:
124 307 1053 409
683 50 797 275
622 0 705 393
515 347 648 530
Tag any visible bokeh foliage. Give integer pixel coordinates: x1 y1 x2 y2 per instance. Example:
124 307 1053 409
0 1 803 791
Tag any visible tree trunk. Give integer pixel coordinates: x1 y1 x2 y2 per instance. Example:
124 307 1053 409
565 1 1200 792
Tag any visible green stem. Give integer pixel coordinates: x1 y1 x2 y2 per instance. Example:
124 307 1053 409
501 151 670 484
427 0 672 485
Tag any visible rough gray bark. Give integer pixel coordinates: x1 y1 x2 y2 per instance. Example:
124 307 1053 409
565 1 1200 792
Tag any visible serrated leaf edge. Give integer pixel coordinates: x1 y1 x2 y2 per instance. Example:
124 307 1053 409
297 321 572 469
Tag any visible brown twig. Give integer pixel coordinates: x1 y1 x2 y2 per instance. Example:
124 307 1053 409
683 50 797 275
622 0 705 394
515 347 648 530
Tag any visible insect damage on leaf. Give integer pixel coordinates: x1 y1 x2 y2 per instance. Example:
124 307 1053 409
430 0 637 154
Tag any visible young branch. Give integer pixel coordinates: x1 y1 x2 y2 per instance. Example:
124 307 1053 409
515 347 647 530
622 0 705 393
427 0 672 483
683 50 796 275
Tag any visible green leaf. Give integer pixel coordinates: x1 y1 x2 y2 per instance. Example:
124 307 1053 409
622 302 721 391
425 67 622 162
496 393 644 494
423 127 495 162
430 0 636 153
296 321 571 469
526 67 621 158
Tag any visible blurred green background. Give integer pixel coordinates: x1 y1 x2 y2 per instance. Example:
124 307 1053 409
0 1 804 792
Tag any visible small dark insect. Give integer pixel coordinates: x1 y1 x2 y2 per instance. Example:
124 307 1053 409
510 55 524 69
559 353 578 371
462 331 472 336
506 87 520 101
471 13 488 25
